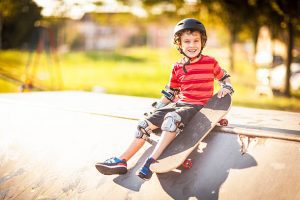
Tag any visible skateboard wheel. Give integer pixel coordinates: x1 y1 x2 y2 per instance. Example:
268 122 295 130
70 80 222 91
219 119 228 126
183 159 192 169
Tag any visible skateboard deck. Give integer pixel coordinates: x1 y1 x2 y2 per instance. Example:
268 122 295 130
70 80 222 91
150 93 232 173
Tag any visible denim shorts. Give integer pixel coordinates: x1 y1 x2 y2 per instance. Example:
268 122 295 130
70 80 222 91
145 102 203 129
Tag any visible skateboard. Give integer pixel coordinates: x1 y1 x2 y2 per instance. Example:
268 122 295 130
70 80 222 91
150 93 232 173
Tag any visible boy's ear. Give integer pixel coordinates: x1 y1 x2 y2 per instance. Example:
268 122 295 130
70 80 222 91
178 41 182 48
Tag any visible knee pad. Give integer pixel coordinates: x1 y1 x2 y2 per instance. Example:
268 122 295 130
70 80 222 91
161 111 182 132
135 120 152 140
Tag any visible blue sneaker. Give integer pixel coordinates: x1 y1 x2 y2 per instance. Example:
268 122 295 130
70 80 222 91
95 157 127 175
137 157 156 180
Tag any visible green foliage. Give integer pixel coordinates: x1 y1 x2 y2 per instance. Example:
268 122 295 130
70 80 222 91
0 48 299 111
0 0 42 49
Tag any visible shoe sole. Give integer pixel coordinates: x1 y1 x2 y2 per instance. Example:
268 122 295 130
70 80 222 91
137 172 151 181
95 164 127 175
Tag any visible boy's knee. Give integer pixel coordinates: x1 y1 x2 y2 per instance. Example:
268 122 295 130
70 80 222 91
161 111 182 133
135 119 153 140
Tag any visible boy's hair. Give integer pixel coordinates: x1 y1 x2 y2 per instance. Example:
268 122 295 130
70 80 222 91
173 29 201 46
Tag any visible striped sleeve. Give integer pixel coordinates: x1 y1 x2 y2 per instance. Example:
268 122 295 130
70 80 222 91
169 65 180 88
213 60 225 80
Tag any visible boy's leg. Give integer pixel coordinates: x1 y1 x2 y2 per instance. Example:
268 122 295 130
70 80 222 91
95 120 158 175
137 130 176 180
149 105 201 159
138 105 201 180
119 120 158 161
149 130 176 160
138 111 181 180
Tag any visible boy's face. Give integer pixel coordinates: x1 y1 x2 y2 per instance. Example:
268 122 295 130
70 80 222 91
179 31 202 59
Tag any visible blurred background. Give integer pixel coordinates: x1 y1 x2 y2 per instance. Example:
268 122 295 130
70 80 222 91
0 0 299 111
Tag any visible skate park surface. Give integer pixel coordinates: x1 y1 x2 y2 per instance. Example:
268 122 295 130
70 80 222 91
0 91 299 200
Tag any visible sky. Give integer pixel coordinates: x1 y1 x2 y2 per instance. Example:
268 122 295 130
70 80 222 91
33 0 147 19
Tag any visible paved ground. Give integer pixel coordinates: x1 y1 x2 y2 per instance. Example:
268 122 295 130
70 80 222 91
0 91 299 200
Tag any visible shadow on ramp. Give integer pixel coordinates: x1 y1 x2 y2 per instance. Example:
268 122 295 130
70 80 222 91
156 133 257 200
112 133 257 199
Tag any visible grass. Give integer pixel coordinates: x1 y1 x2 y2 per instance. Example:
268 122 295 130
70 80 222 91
0 47 299 112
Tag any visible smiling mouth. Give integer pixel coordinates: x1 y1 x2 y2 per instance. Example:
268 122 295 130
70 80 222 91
188 49 198 53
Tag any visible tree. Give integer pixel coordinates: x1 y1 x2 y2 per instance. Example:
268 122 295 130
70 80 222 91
202 0 263 72
239 1 271 64
186 0 300 97
0 0 42 49
267 0 300 97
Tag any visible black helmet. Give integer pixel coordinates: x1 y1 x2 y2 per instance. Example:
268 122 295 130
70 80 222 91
173 18 207 49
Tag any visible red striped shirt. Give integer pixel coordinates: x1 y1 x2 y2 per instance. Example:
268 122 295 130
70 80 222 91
169 55 224 105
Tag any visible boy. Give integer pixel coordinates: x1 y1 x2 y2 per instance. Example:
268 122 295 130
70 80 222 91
95 18 234 180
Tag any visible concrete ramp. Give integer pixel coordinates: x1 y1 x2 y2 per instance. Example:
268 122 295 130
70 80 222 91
0 92 299 200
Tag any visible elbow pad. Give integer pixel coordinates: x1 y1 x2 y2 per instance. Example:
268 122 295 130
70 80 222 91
219 69 231 83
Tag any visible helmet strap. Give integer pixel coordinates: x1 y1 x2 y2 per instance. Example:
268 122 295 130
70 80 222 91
178 48 202 74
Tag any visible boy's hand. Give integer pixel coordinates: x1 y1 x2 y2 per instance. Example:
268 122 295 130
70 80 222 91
152 96 171 111
153 100 167 111
217 88 231 98
217 83 234 98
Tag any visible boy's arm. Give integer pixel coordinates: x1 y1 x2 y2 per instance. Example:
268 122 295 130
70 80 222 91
155 64 180 109
217 70 234 98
